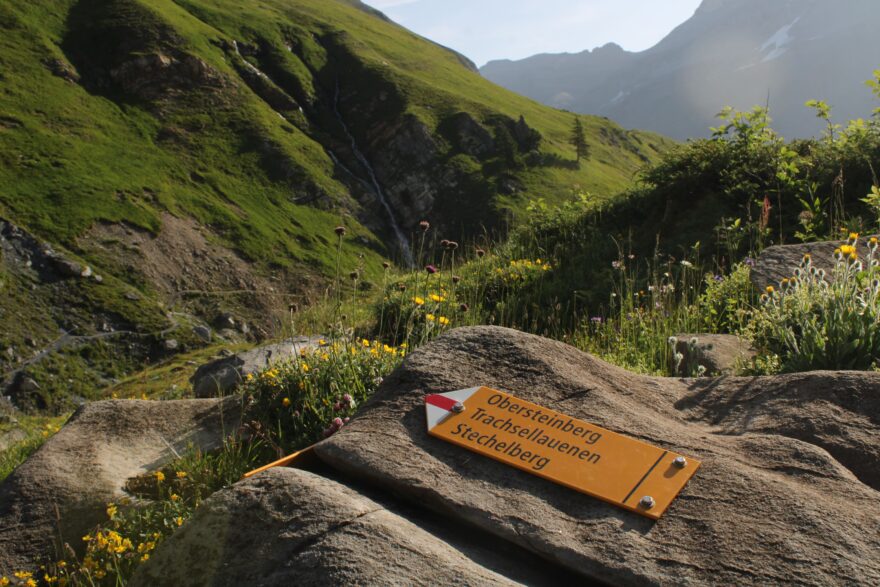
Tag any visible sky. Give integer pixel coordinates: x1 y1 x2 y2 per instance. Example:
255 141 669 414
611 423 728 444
362 0 704 67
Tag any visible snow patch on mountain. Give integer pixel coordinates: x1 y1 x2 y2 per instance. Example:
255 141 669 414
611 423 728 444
760 17 800 62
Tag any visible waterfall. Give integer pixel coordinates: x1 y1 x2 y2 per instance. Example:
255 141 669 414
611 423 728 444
333 81 414 267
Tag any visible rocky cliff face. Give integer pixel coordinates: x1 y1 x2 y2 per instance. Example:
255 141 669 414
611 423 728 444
482 0 880 139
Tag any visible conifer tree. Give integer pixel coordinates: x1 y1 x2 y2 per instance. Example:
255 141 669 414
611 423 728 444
570 116 589 163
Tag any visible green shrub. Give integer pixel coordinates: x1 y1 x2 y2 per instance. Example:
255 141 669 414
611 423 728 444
238 338 405 456
748 235 880 372
696 262 756 333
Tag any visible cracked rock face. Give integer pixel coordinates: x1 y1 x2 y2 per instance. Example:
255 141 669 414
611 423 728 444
312 326 880 586
131 467 549 586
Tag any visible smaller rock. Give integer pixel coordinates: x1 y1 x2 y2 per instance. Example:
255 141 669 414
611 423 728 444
43 58 80 83
213 313 236 329
217 329 238 340
4 347 14 360
162 339 179 351
80 266 92 278
0 396 17 425
0 429 26 452
17 376 40 393
192 326 211 342
191 337 322 397
670 333 756 376
750 236 879 291
50 257 84 278
93 274 103 283
124 291 141 301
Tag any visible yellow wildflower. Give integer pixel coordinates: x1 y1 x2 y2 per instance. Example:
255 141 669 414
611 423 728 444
840 244 856 256
176 516 184 526
361 339 370 347
849 232 859 241
25 580 36 587
141 393 148 400
318 339 327 346
170 494 180 502
141 553 150 562
0 576 9 587
155 471 165 482
438 316 450 326
413 296 425 306
176 471 187 479
429 293 445 302
426 313 436 322
13 572 31 580
765 286 775 294
106 504 117 519
245 373 254 382
298 381 305 390
301 363 310 372
282 397 291 408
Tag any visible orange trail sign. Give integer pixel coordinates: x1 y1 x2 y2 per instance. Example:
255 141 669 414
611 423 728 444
426 386 700 519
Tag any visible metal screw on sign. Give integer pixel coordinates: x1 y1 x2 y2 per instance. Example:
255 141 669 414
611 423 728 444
639 495 656 509
673 456 688 468
452 402 466 413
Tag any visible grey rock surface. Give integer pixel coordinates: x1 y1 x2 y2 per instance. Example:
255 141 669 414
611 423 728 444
749 237 877 290
133 467 574 587
191 336 321 398
192 325 212 342
670 333 755 375
313 326 880 586
0 398 240 574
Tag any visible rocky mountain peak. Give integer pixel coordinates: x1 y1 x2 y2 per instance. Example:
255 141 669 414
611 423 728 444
482 0 880 139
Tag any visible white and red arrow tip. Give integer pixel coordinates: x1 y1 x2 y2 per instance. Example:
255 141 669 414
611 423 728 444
425 387 480 430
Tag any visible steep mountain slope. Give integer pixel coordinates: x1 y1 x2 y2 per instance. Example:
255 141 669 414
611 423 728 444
0 0 671 410
482 0 880 139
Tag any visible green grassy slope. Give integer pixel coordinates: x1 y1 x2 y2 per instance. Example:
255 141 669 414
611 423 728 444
0 0 672 410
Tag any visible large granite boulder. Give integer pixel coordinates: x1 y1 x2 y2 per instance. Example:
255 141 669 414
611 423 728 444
191 337 321 398
0 398 240 575
310 326 880 586
132 467 577 586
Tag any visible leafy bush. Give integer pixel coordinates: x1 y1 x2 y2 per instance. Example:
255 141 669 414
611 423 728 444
748 235 880 372
696 262 756 334
238 338 405 456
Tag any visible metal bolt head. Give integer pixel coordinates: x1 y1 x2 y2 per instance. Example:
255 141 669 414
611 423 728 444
673 456 688 468
639 495 656 509
451 402 465 414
